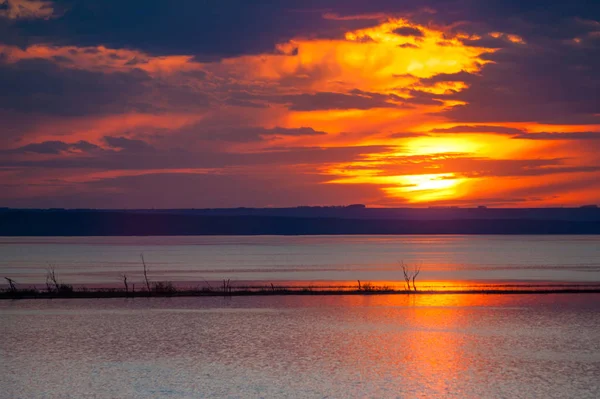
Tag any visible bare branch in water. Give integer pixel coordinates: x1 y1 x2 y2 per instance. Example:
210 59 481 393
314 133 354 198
141 254 151 294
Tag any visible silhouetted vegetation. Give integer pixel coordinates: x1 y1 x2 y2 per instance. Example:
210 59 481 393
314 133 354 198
2 282 600 299
152 281 176 295
2 257 600 300
45 266 74 295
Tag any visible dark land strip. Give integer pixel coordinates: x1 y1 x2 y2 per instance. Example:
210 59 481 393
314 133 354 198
2 209 600 235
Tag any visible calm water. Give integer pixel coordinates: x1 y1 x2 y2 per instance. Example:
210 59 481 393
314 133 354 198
1 235 600 287
1 294 599 398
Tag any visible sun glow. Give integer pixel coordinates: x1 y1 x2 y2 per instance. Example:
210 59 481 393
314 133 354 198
7 11 595 208
384 173 465 202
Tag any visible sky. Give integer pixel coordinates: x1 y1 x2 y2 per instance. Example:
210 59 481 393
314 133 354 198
1 0 599 208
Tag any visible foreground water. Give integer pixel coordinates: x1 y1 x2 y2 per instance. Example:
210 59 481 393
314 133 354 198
1 235 600 287
1 294 599 398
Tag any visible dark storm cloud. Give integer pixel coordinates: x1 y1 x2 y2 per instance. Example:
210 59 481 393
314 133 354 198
148 124 328 144
440 50 600 124
0 58 153 116
230 89 410 111
3 0 599 56
0 57 211 117
104 136 154 151
3 0 331 57
5 139 99 154
460 36 521 49
419 71 477 85
402 90 444 106
0 141 393 170
438 26 600 125
392 26 423 37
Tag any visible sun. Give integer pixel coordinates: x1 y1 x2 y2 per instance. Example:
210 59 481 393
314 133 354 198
383 173 464 202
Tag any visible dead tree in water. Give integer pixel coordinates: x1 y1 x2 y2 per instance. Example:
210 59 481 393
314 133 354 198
44 266 73 294
4 277 17 293
401 262 411 291
46 266 60 292
401 261 422 292
222 279 232 295
121 274 129 294
411 264 421 292
140 254 151 294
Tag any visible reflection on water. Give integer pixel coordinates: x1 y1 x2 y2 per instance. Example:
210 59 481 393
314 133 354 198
1 294 599 398
1 235 600 286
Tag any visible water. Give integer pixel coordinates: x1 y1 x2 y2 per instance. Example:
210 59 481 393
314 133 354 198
1 294 599 398
1 235 600 287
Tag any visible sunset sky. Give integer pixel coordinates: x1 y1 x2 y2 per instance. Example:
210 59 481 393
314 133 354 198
1 0 600 208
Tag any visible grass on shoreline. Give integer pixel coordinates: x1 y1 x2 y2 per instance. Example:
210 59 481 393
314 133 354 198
4 258 599 300
2 283 600 300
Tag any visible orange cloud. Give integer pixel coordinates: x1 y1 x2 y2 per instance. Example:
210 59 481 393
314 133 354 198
0 44 203 75
3 15 599 207
0 0 56 20
216 18 493 95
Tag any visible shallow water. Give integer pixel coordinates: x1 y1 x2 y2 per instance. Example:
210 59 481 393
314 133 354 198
1 235 600 286
1 294 599 398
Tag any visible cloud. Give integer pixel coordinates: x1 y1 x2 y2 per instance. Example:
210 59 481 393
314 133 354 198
402 90 444 106
0 58 153 116
0 171 387 209
0 0 56 20
276 91 402 111
0 1 330 57
388 132 431 139
429 125 525 135
0 56 211 117
436 23 600 124
104 136 154 152
392 26 424 37
322 12 388 21
513 131 600 140
398 43 419 48
335 153 600 179
6 140 99 154
0 43 206 75
155 124 329 143
262 126 327 137
461 34 523 49
0 140 393 171
419 71 478 84
2 2 600 207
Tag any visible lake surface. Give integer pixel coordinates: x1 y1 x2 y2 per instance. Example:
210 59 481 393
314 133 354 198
1 294 599 398
1 235 600 288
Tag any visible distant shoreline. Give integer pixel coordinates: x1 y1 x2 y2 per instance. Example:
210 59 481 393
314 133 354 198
3 286 600 300
2 208 600 235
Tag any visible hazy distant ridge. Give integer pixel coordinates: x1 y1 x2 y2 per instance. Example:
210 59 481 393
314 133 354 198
1 208 600 235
